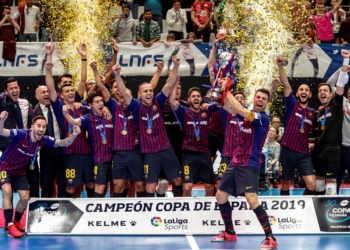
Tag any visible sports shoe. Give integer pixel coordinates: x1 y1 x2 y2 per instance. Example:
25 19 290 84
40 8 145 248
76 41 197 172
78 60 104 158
211 231 237 242
13 221 25 232
7 224 24 238
260 236 278 249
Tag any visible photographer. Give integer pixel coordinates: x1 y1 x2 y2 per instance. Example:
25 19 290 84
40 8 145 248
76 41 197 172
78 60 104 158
113 4 137 44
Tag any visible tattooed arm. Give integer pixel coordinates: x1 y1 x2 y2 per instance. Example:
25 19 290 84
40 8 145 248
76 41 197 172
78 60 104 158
54 125 81 148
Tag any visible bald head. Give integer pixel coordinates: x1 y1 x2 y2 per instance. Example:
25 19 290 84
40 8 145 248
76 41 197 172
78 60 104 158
35 85 51 105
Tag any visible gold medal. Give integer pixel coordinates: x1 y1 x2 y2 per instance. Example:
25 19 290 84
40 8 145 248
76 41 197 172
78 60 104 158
29 165 35 171
102 139 107 144
147 129 152 134
299 128 304 133
122 130 127 136
196 137 200 142
320 126 325 130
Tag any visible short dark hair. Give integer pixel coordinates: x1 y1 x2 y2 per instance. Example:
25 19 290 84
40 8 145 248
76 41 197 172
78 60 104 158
172 0 181 4
187 87 201 97
32 115 47 124
255 88 270 100
233 91 245 99
58 73 73 84
3 5 11 12
167 33 175 40
59 83 73 94
86 92 103 104
298 83 311 90
4 77 19 90
318 83 332 92
139 12 144 22
122 4 131 10
144 8 152 13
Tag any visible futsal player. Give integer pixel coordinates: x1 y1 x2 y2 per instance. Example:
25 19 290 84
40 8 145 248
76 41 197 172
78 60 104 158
276 57 316 195
0 112 81 238
112 56 183 197
212 79 278 249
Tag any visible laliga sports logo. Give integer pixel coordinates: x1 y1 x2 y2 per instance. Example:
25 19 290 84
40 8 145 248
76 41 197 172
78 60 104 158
269 216 277 226
151 216 163 227
326 199 350 223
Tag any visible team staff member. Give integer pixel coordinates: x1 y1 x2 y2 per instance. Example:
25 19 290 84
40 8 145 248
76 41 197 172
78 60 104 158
90 61 145 198
169 84 218 197
212 80 277 250
33 86 65 198
0 112 81 238
112 56 182 197
312 49 349 195
45 61 95 198
276 57 316 196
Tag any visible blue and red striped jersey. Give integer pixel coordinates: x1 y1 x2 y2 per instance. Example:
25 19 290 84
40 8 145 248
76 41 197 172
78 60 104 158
176 104 217 153
51 99 91 155
80 113 113 163
280 94 315 154
105 97 138 151
230 111 269 169
209 110 224 134
0 129 55 175
128 92 171 153
220 108 243 158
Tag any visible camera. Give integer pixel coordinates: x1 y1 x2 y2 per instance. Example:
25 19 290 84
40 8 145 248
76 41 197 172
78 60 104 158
123 14 129 18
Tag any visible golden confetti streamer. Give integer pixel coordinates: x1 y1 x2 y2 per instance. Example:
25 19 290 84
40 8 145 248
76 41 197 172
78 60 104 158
41 0 118 82
221 0 308 113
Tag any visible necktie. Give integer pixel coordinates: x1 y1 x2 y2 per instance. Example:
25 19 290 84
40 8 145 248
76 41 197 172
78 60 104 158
14 101 24 128
46 105 55 137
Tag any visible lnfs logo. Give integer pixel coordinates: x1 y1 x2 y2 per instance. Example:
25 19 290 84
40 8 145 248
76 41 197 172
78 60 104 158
119 54 164 67
151 216 162 227
269 216 277 226
0 54 38 67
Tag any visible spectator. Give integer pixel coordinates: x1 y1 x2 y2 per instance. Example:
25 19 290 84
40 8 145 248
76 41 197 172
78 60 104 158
39 3 49 42
14 0 41 42
120 0 139 20
330 0 345 42
166 0 187 40
339 12 350 46
191 0 213 42
311 0 341 43
144 0 163 32
136 8 160 47
113 4 137 44
263 127 281 188
270 115 284 140
0 5 20 41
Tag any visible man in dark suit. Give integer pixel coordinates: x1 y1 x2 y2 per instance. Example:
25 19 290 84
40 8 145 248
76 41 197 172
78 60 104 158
33 85 66 198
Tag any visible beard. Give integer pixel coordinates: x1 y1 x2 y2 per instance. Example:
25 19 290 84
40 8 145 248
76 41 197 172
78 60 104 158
297 96 310 105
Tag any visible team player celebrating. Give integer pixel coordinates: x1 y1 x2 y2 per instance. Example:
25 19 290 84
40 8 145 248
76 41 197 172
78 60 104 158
0 112 81 238
62 91 113 197
45 61 95 198
112 56 183 197
91 61 145 198
212 78 277 249
312 49 349 195
169 83 218 196
217 91 245 186
276 57 316 196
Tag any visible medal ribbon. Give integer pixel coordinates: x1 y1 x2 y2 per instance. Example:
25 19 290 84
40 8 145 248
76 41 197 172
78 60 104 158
300 107 310 132
93 113 107 142
191 111 201 140
68 107 77 135
29 131 40 167
320 107 328 129
143 104 154 132
120 108 129 132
